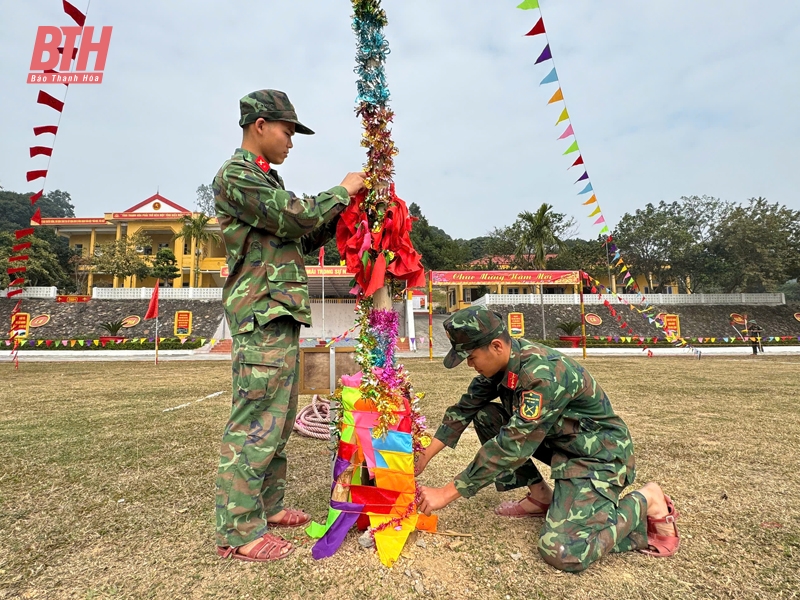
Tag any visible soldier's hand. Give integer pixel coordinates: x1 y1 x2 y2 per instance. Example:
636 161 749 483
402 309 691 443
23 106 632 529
340 172 367 196
418 483 461 516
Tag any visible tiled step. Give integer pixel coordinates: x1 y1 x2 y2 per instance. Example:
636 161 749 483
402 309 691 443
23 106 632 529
210 339 232 354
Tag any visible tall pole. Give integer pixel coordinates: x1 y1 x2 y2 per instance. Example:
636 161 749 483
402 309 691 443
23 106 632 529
539 284 546 340
579 272 587 360
428 273 434 362
321 272 326 339
155 315 159 366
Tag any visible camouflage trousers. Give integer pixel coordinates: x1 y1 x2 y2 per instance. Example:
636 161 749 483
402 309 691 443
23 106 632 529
214 316 301 548
475 403 648 572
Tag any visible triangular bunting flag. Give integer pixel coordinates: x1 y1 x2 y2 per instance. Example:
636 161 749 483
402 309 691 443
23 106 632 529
555 108 569 125
558 124 574 140
535 45 552 64
582 195 597 206
594 215 606 225
579 183 594 195
517 0 540 9
548 88 564 104
569 156 584 169
563 141 579 155
525 18 546 36
588 207 601 217
31 208 42 225
575 172 589 183
540 68 558 85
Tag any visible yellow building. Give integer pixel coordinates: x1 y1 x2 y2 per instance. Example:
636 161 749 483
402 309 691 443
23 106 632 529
41 194 227 289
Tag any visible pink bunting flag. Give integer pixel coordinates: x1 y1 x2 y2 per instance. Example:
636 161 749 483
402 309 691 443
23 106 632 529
594 215 606 225
558 124 574 140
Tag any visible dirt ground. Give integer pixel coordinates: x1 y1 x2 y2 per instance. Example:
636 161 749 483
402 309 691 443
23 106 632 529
1 355 798 599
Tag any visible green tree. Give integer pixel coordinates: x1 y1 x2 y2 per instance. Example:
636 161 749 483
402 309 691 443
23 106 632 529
174 214 222 287
0 232 67 288
548 237 610 281
92 231 153 283
708 197 800 292
150 248 181 284
514 204 570 271
408 203 467 271
196 184 215 216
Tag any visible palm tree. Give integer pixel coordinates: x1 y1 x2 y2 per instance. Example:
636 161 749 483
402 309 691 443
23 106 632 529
515 204 567 339
174 214 222 287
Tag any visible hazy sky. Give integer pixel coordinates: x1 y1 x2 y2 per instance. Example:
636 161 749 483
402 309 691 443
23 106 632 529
1 1 798 239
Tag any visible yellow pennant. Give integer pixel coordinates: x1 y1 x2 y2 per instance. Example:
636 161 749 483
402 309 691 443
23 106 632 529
555 108 569 125
588 206 601 217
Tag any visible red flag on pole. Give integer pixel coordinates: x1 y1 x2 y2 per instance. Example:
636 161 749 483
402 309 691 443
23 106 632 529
319 246 325 266
144 281 160 320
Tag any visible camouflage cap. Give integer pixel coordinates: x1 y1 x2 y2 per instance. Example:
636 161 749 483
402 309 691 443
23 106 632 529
238 89 315 135
443 306 507 369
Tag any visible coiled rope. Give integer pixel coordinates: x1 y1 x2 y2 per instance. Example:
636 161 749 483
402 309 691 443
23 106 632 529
294 395 332 440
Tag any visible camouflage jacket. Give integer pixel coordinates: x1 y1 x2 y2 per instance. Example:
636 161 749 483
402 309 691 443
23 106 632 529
213 148 349 334
435 338 636 498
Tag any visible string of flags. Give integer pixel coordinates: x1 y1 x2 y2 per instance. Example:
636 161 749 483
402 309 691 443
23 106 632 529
518 2 702 356
1 337 425 349
8 0 89 368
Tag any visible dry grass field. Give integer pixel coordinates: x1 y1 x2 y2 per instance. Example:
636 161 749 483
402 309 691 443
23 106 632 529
1 355 799 600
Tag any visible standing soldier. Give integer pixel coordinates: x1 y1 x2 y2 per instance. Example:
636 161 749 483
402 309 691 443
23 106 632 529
747 320 764 356
213 89 366 562
416 306 680 572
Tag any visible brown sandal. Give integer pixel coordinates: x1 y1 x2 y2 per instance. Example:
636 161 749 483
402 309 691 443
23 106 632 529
639 494 680 557
494 493 551 518
217 533 294 562
267 508 312 528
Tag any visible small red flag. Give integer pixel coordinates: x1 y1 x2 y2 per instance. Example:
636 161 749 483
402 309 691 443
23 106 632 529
525 18 546 36
63 0 87 26
37 91 64 113
31 208 42 225
569 156 584 169
33 125 59 136
30 146 53 158
144 281 160 320
319 246 325 266
27 170 48 182
30 191 44 204
16 228 35 239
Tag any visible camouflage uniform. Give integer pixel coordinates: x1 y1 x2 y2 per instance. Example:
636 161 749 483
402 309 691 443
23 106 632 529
435 306 648 572
213 90 350 548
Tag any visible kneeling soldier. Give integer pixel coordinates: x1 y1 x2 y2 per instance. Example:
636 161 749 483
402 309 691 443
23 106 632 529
416 306 680 572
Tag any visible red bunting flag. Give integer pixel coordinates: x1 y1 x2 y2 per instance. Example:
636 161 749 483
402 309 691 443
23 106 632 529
6 289 23 298
9 278 25 287
8 266 27 274
144 281 160 320
34 125 59 136
15 228 35 239
63 0 87 26
31 208 42 225
37 91 64 112
30 191 44 204
525 18 546 36
27 170 48 182
56 46 79 60
9 256 29 263
569 156 584 169
43 70 70 87
319 245 325 266
30 146 53 158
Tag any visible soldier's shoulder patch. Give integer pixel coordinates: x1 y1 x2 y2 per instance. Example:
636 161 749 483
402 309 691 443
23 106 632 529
519 390 543 422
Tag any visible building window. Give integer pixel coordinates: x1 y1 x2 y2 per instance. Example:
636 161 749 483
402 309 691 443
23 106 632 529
507 287 519 295
74 243 83 255
158 243 170 251
666 286 674 294
142 246 153 256
184 242 190 256
463 288 472 302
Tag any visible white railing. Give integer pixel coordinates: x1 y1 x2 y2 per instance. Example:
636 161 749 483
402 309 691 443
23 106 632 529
0 286 58 298
472 293 786 306
92 287 223 300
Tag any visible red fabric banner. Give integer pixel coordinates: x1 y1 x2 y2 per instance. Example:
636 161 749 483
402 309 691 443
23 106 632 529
15 228 35 239
30 146 53 158
570 156 584 169
37 91 64 112
9 256 29 263
31 208 42 225
44 70 70 86
26 170 48 182
30 191 44 204
9 278 25 288
63 0 87 26
6 289 23 298
34 125 59 136
7 267 27 274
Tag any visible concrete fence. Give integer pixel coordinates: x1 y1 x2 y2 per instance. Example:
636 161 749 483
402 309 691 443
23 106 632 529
471 293 786 306
0 287 58 298
92 287 223 300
